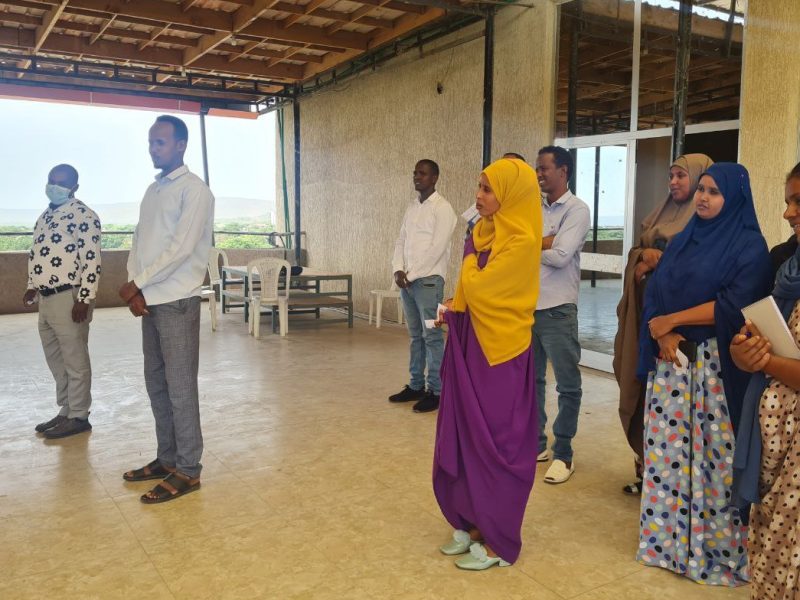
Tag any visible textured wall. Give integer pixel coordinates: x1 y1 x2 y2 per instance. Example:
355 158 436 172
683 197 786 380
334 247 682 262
278 5 557 320
739 0 800 247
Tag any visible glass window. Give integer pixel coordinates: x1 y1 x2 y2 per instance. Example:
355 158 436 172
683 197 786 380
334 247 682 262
637 0 743 130
556 0 635 137
204 113 277 249
575 144 627 356
0 99 202 251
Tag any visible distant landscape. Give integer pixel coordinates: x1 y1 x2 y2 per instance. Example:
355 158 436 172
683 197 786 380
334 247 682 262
0 197 278 251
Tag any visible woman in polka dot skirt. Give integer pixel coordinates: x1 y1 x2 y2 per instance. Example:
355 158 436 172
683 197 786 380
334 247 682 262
635 163 772 586
732 162 800 599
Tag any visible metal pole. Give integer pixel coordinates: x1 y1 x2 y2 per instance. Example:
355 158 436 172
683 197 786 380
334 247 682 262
671 0 692 161
723 0 736 58
293 90 301 265
629 0 642 131
567 2 581 192
591 116 600 289
199 110 210 186
482 9 494 168
567 0 581 140
199 110 214 246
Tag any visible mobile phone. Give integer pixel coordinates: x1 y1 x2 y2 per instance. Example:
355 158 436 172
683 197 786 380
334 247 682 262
678 340 697 363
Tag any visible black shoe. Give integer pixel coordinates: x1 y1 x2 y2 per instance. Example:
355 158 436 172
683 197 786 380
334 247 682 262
43 417 92 439
389 385 426 403
35 414 68 433
413 391 439 413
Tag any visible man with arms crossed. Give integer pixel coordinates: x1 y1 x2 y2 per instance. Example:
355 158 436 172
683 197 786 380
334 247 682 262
534 146 590 484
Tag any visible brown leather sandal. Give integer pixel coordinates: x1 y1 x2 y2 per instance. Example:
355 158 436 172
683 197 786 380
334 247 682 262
140 472 201 504
123 459 175 482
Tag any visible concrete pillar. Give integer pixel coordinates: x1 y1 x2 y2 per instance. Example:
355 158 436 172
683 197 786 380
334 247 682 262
739 0 800 246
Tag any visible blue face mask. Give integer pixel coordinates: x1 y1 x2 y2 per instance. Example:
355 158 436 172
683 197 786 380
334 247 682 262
45 184 72 206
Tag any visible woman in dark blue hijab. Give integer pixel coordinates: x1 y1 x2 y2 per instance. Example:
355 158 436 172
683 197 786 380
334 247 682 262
731 162 800 599
635 163 772 586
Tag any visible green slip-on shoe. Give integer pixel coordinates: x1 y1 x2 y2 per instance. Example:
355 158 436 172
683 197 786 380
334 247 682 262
454 543 511 571
439 529 471 555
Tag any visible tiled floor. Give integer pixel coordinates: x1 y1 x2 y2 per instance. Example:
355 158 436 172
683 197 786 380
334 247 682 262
0 306 750 599
578 279 622 356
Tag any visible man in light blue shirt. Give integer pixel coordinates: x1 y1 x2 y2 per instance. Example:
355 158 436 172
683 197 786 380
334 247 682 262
119 115 214 504
534 146 590 484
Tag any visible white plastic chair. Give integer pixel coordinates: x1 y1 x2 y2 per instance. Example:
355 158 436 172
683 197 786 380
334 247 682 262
247 258 291 338
369 283 404 328
201 248 229 331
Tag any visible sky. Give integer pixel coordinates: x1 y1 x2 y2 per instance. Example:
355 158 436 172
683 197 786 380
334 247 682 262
0 98 276 223
576 146 628 227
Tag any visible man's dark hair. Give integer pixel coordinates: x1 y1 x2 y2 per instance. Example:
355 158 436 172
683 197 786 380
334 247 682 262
155 115 189 143
503 152 526 162
52 163 79 188
787 161 800 184
538 145 573 180
417 159 440 176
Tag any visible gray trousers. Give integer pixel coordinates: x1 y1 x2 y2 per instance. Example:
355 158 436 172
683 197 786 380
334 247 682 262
38 288 93 419
142 296 203 478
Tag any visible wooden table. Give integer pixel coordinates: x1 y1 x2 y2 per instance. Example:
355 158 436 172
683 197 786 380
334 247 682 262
221 266 353 329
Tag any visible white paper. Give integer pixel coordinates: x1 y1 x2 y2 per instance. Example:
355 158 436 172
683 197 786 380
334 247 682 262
742 296 800 360
461 205 481 225
675 348 689 370
424 319 436 329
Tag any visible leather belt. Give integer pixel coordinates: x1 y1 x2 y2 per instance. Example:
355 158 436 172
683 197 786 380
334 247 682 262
39 284 78 297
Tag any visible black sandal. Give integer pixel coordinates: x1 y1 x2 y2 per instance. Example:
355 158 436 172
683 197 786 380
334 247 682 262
140 472 201 504
123 459 175 482
622 478 643 495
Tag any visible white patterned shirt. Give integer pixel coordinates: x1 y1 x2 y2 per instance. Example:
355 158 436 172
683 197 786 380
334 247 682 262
27 198 102 303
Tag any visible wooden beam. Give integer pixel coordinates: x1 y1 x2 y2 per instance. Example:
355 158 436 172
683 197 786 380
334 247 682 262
184 30 231 66
243 19 370 50
326 3 385 36
0 27 304 80
272 2 394 29
34 0 69 53
184 1 282 67
301 7 443 80
90 16 115 45
359 0 426 14
282 0 328 29
47 0 234 32
139 24 171 51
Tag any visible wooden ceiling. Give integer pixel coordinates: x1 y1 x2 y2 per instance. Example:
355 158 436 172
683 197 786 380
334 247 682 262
0 0 476 106
557 0 743 136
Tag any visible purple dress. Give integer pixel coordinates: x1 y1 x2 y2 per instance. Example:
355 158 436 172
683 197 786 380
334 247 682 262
433 250 538 563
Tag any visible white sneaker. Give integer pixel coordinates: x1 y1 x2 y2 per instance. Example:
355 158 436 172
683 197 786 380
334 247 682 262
544 459 574 484
537 450 550 463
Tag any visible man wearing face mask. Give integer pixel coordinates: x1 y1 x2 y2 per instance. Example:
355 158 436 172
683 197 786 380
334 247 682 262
24 164 101 439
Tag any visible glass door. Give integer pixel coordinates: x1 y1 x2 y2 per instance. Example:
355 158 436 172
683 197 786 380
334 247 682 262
574 143 631 372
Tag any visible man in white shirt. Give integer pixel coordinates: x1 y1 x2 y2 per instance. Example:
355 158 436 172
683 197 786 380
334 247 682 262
25 164 101 439
119 115 214 504
534 146 591 484
389 160 457 413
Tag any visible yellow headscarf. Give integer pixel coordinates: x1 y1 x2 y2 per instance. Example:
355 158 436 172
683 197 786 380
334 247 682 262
452 158 543 366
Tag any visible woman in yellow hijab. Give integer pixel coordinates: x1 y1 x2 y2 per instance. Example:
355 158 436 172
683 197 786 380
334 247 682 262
433 158 543 570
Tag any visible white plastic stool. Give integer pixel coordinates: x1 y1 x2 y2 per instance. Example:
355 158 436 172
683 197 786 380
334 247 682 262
369 288 404 328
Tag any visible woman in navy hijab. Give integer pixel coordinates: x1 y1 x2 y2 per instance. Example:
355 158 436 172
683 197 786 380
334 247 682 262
635 163 772 585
